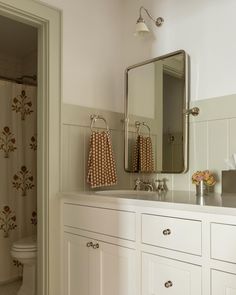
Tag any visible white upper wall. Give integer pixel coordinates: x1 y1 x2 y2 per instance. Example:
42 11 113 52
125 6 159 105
41 0 236 110
41 0 124 112
123 0 236 102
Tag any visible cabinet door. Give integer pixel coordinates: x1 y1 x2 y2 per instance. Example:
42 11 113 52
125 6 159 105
211 223 236 264
142 252 201 295
212 270 236 295
98 241 137 295
64 232 96 295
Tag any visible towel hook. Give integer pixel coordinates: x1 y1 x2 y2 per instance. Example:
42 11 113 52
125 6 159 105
90 115 109 132
135 121 151 137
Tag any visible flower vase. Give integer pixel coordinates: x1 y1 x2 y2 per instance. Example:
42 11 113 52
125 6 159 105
196 180 207 197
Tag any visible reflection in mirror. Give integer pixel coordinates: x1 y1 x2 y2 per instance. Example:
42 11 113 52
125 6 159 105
125 50 188 173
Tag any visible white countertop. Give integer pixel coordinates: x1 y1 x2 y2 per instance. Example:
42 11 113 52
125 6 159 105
61 190 236 216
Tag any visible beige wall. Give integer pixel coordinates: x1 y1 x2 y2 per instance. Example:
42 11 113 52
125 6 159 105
0 53 22 78
0 51 37 79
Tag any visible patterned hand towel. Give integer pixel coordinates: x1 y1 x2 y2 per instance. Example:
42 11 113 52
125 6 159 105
132 135 154 172
87 130 117 188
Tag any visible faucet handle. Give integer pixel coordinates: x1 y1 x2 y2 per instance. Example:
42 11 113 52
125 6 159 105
161 178 168 191
155 179 162 191
134 178 142 190
135 178 141 185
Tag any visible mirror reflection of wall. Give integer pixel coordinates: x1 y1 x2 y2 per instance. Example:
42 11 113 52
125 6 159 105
125 50 188 173
128 63 155 119
162 55 185 172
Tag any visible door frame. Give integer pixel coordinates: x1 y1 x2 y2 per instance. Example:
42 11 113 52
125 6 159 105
0 1 61 295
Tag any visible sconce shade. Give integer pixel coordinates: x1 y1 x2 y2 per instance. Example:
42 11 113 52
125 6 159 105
135 17 150 36
134 7 164 37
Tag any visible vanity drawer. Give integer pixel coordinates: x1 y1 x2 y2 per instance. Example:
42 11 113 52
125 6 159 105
142 252 201 295
63 203 136 241
211 223 236 263
142 214 202 255
211 270 236 295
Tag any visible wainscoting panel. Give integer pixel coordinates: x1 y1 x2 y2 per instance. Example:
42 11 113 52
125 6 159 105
229 118 236 157
61 104 132 192
208 120 228 192
62 94 236 194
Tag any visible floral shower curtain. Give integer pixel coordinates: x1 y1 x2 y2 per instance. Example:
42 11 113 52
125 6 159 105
0 80 37 283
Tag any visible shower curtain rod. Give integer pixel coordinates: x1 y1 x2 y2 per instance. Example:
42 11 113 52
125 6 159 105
0 74 37 86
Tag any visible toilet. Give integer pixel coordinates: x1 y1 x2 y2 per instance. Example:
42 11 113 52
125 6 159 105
11 236 37 295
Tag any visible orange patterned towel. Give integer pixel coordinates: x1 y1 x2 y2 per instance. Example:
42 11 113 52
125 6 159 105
132 135 154 172
87 130 117 188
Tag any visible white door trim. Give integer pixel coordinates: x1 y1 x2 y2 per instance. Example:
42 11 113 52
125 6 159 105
0 1 61 295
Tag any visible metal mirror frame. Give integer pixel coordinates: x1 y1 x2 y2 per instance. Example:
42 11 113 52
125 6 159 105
124 49 189 174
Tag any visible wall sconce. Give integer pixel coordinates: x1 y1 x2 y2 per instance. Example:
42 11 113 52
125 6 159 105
135 6 164 36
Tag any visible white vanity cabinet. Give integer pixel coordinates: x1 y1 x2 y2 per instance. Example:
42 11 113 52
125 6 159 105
62 193 236 295
64 232 137 295
63 203 138 295
64 233 92 295
211 222 236 264
141 214 202 255
211 270 236 295
142 252 201 295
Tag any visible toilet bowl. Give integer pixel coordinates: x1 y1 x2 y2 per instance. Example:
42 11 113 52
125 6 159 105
11 236 37 295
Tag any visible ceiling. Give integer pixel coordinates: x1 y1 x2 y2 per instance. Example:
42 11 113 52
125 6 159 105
0 15 37 59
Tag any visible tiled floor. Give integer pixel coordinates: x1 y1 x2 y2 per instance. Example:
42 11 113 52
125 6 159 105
0 280 21 295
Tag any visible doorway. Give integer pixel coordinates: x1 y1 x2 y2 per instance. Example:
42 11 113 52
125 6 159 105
0 1 61 295
0 15 38 294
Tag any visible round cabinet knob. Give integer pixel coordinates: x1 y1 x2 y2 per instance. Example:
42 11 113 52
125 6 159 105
86 242 93 248
92 242 99 249
164 281 173 288
162 229 171 235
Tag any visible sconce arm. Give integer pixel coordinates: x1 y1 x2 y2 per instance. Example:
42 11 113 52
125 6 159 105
139 6 164 27
185 107 200 116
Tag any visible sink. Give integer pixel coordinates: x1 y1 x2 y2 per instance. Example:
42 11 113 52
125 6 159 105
95 190 158 197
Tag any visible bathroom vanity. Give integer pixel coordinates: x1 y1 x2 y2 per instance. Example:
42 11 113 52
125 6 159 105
62 191 236 295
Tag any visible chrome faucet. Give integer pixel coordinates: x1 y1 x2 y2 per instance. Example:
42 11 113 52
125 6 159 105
144 183 154 191
134 178 154 191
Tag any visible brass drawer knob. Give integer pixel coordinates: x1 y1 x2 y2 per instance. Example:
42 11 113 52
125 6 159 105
163 229 171 235
164 281 173 288
86 241 93 247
